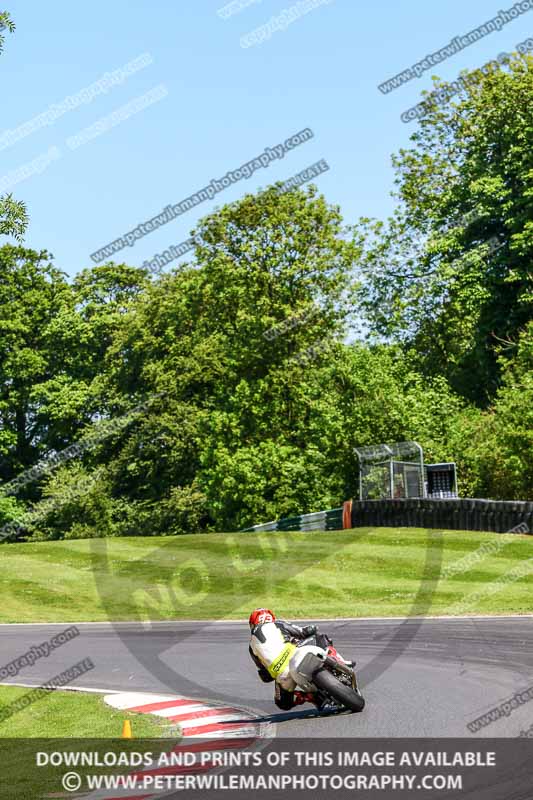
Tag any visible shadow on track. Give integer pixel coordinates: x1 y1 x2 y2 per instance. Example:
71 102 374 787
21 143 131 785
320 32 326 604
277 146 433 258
243 706 352 726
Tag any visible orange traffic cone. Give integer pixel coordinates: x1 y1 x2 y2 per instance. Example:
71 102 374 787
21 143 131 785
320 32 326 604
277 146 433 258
122 719 133 739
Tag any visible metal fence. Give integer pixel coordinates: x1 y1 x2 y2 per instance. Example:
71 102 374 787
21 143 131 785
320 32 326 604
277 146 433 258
241 507 343 533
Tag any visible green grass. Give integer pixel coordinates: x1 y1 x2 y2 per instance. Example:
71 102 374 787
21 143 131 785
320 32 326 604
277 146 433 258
0 527 532 623
0 687 172 799
0 685 166 737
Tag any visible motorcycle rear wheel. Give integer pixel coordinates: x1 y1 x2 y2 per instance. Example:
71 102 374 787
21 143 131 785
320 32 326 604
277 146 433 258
313 669 365 712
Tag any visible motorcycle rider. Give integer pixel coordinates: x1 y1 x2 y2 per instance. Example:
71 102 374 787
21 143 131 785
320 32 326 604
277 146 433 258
248 607 343 711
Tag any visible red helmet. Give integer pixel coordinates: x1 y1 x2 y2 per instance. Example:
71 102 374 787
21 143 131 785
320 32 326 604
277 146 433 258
249 608 275 629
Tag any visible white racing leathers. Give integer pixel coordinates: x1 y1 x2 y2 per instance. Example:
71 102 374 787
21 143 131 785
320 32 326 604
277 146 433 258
250 621 323 691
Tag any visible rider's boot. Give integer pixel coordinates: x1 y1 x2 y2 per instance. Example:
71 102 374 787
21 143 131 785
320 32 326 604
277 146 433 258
313 693 338 712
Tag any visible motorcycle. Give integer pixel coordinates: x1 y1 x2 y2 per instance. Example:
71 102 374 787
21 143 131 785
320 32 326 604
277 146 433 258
289 634 365 713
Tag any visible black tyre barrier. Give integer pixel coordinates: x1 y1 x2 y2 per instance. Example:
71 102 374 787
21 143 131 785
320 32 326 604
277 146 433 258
243 499 532 536
350 498 533 533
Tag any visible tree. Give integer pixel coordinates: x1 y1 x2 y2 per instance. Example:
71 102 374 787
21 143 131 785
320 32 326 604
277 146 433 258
46 184 360 533
37 262 150 437
0 12 28 239
0 247 72 480
0 248 148 486
56 184 469 534
449 322 533 499
356 53 533 404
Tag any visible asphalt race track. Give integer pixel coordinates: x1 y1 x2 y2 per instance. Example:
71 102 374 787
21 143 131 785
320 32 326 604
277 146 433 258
1 617 532 737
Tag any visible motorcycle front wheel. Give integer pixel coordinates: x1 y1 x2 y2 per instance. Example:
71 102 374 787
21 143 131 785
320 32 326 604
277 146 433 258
313 669 365 712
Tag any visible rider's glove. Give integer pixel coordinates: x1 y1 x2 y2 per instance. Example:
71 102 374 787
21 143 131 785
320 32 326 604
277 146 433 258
316 632 332 648
257 665 274 683
302 625 317 637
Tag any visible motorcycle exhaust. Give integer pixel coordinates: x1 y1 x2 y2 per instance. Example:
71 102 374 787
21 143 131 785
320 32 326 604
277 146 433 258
324 656 353 677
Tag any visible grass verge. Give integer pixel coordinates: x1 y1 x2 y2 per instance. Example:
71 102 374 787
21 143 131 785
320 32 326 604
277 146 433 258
0 687 172 798
0 527 532 623
0 685 166 737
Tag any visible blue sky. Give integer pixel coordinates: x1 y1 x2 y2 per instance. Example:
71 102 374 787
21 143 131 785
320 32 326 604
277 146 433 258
1 0 531 276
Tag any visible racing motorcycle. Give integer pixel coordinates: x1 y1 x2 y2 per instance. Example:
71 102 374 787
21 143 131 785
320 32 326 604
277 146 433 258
290 634 365 713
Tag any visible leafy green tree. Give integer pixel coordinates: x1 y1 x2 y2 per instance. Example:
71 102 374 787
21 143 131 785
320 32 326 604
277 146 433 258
0 248 147 488
0 247 72 480
0 194 28 240
27 463 113 541
63 185 359 532
0 12 28 239
36 263 150 438
0 10 14 52
5 167 529 541
66 185 471 533
356 54 533 404
0 493 25 531
450 322 533 499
